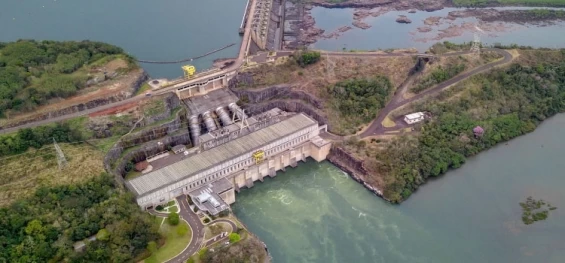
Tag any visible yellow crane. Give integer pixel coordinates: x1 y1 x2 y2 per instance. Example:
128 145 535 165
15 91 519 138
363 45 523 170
182 65 196 78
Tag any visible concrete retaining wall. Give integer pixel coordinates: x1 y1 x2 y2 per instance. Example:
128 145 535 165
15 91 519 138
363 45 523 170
103 107 191 179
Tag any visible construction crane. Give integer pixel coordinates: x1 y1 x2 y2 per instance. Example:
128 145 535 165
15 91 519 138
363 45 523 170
182 65 196 78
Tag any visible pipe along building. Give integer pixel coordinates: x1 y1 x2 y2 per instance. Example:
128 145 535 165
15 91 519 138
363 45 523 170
125 107 331 214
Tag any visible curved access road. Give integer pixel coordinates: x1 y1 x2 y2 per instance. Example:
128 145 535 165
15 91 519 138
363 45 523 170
163 196 205 263
360 48 513 137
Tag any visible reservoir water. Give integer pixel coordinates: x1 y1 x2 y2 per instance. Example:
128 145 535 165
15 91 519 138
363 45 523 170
233 114 565 263
0 0 247 79
2 0 565 262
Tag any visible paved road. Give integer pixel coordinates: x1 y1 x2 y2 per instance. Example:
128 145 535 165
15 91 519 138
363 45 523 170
163 196 205 263
202 218 238 247
359 48 513 137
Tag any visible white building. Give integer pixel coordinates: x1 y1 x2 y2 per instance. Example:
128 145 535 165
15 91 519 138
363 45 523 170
404 112 425 124
125 111 331 210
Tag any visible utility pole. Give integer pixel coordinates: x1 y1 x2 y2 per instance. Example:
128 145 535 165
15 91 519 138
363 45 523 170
53 138 68 170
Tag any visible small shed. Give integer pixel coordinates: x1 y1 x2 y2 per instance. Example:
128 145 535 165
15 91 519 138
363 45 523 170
172 145 187 154
404 112 425 124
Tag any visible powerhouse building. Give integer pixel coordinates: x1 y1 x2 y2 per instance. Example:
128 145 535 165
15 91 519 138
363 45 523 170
125 110 331 212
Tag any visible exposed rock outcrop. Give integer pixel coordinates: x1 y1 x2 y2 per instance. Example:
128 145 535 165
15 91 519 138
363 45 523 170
228 73 328 127
103 108 190 179
396 15 412 24
352 20 372 29
327 147 389 201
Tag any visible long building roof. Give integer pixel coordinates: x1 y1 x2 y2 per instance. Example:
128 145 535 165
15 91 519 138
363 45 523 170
126 113 317 197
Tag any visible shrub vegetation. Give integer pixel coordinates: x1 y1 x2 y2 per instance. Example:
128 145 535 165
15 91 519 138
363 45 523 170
294 50 321 67
168 212 180 226
328 76 393 134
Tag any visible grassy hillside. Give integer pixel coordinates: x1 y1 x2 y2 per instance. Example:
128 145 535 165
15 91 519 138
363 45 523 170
0 143 105 206
0 40 136 117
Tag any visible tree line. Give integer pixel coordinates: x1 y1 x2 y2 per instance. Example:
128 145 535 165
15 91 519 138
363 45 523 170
0 123 83 157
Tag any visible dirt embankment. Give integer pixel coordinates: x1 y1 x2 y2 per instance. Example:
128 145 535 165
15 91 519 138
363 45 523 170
1 69 148 129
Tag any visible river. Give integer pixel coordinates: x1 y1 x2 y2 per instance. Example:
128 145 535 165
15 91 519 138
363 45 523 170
233 114 565 263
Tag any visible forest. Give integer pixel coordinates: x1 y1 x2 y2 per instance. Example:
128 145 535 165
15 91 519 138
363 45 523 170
381 51 565 202
0 40 131 117
328 76 392 132
0 174 159 262
0 123 83 157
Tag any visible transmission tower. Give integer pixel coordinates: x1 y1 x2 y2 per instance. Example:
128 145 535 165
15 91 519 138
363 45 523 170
325 52 336 80
53 138 68 170
470 32 481 56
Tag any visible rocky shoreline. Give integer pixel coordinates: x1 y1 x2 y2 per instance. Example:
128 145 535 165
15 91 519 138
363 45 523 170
295 0 565 47
327 147 389 202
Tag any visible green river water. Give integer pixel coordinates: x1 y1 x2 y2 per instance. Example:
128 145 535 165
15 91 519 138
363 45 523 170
233 114 565 263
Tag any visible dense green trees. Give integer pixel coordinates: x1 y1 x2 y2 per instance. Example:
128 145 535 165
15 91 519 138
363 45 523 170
328 76 393 125
382 54 565 202
168 212 180 226
294 50 321 67
0 123 83 157
0 40 128 116
0 173 159 262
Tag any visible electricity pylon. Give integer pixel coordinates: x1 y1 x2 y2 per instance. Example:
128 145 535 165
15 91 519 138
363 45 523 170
53 138 68 170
